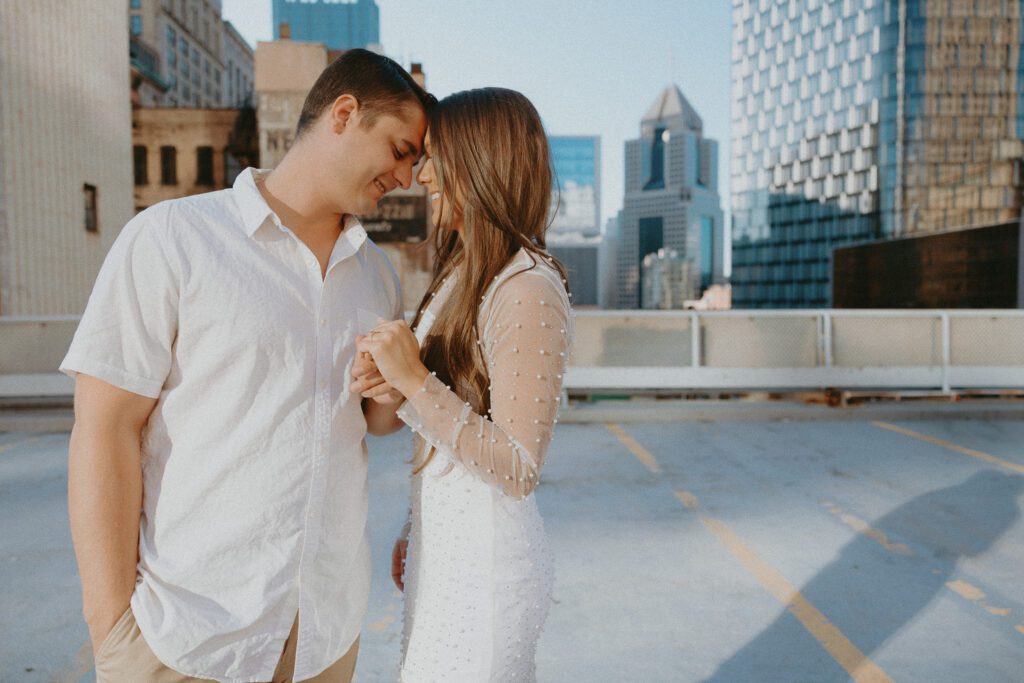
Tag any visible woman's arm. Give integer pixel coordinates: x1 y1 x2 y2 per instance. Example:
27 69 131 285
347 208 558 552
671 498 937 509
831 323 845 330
392 271 571 499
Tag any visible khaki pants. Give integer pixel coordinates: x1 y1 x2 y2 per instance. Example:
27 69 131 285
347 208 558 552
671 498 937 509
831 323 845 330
94 608 359 683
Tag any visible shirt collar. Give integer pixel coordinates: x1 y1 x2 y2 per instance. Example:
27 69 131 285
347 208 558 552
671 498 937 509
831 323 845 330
232 168 369 255
233 167 276 237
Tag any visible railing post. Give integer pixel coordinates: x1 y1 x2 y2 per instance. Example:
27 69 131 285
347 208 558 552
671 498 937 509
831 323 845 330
690 311 701 368
941 311 951 393
822 310 833 368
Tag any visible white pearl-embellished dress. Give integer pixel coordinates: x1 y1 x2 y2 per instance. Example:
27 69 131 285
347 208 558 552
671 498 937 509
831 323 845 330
395 249 573 682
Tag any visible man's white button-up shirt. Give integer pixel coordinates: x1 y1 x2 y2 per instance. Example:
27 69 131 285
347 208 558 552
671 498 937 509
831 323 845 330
61 168 402 682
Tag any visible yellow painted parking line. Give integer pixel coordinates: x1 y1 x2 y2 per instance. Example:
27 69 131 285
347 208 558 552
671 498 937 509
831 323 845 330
872 421 1024 475
675 490 892 683
1016 624 1024 636
674 490 699 509
946 579 1014 619
820 501 912 556
604 422 661 473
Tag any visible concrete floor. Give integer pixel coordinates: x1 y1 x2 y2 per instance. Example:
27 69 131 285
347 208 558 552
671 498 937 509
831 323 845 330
1 415 1022 682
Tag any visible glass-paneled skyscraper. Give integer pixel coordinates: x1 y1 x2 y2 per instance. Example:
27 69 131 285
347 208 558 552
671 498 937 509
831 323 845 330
273 0 380 51
730 0 1024 308
547 136 601 305
549 136 601 238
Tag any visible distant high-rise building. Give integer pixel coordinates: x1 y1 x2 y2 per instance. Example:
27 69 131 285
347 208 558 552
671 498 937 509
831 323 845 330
547 135 601 306
617 85 725 309
223 21 255 107
599 211 622 309
127 0 254 110
549 136 601 238
641 248 698 310
730 0 1024 308
548 242 599 307
273 0 380 52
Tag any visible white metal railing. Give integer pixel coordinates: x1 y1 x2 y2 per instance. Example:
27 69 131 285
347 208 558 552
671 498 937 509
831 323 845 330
564 309 1024 394
2 311 1023 398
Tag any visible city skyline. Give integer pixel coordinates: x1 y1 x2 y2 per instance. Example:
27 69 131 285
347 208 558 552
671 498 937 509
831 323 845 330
221 0 732 258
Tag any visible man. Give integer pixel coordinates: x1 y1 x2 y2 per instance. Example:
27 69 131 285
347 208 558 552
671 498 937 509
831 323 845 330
62 49 431 682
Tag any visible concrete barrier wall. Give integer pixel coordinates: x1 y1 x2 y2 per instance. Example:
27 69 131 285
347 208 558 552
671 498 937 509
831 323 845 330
2 310 1023 397
0 317 78 374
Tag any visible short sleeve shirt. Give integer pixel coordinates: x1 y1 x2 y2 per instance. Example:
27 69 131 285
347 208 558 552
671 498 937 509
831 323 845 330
60 168 403 681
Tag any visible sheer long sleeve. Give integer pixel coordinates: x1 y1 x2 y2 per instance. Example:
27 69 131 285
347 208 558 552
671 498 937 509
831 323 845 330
396 268 571 499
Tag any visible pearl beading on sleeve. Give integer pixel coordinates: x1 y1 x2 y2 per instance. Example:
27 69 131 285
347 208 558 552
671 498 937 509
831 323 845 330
396 267 572 499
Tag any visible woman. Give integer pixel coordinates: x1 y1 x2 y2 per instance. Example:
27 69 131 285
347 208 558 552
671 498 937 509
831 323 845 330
352 87 573 681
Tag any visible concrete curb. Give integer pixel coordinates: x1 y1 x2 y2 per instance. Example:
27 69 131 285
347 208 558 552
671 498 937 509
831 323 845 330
3 400 1023 433
0 410 74 433
559 399 1024 423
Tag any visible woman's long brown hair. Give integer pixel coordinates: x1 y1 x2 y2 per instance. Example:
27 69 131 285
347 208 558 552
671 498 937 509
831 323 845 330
409 88 570 472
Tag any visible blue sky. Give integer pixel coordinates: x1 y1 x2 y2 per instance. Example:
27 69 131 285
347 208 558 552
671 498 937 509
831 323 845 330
223 0 733 233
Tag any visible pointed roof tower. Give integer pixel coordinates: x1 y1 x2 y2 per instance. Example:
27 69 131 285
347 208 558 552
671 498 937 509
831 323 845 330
641 84 703 136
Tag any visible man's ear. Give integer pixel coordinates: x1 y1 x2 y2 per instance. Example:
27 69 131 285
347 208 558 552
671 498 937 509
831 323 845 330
329 94 360 134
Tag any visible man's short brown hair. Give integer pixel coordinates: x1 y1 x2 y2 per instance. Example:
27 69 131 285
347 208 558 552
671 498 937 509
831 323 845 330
296 49 435 137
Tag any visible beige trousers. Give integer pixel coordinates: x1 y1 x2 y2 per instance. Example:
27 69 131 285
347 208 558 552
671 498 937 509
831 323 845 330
94 608 359 683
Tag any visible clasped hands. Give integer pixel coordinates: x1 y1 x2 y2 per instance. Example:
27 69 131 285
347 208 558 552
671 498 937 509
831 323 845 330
350 319 430 404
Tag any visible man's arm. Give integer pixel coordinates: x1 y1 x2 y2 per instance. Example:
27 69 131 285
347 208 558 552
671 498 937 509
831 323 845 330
68 374 157 654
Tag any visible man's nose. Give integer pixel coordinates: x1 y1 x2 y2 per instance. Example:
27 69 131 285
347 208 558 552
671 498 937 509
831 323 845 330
395 161 413 190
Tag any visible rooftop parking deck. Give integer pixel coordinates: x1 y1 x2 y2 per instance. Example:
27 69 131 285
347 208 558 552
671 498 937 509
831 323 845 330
1 406 1023 681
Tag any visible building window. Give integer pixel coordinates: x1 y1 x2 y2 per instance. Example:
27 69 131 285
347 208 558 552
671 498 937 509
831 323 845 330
130 0 141 7
196 146 215 185
638 217 664 262
643 128 667 191
83 184 98 232
130 15 142 35
160 146 177 185
700 216 714 289
133 146 148 186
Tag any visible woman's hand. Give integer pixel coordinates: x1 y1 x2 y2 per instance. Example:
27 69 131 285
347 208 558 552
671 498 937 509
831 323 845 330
351 348 404 405
355 320 429 398
391 537 408 591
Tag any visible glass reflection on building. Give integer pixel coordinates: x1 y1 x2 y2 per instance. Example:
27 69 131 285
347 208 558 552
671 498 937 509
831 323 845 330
730 0 1024 308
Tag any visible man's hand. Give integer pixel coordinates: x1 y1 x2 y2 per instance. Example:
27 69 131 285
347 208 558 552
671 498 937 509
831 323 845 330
351 345 404 405
391 537 408 592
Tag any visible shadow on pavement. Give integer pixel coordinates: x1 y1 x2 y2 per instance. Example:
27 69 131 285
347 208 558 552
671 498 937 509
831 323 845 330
703 470 1024 682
